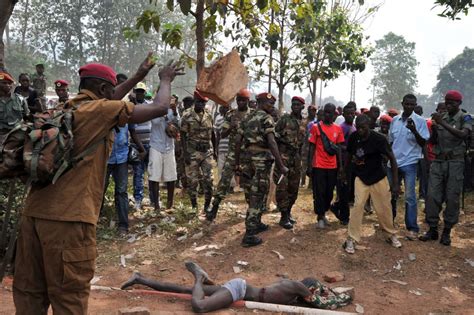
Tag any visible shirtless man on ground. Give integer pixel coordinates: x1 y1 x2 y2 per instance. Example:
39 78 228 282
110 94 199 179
121 261 352 313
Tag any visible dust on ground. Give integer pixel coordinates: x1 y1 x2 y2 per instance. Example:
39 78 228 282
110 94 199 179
2 188 474 314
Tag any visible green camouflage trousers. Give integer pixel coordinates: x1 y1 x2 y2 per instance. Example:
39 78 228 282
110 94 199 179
273 152 301 213
185 150 213 199
240 155 273 231
175 143 187 189
1 179 25 258
213 150 236 204
304 279 352 310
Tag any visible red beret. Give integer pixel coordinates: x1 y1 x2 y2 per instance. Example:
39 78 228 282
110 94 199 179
237 88 251 98
54 79 69 88
380 114 393 123
0 72 14 83
79 63 117 86
256 92 276 102
194 90 209 102
291 96 305 104
360 108 369 114
387 108 399 115
445 90 463 102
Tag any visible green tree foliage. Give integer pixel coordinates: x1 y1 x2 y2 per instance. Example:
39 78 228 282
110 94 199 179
433 47 474 113
434 0 473 19
370 32 419 109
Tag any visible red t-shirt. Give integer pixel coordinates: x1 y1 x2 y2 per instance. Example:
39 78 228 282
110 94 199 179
309 122 345 169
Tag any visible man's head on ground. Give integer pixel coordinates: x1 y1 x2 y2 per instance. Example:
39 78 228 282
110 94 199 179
134 82 147 103
79 63 118 100
401 94 417 116
0 72 14 96
35 63 45 75
414 105 423 116
291 96 305 117
256 92 276 114
116 73 128 85
355 114 371 139
54 80 69 102
236 88 251 111
436 102 447 114
182 96 194 109
193 90 208 112
18 73 30 88
343 104 356 125
444 90 462 115
322 103 336 124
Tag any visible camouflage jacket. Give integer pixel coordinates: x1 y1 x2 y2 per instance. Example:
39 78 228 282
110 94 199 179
221 107 253 149
31 73 47 97
433 110 472 158
238 109 275 149
180 108 213 146
0 94 29 134
275 113 305 154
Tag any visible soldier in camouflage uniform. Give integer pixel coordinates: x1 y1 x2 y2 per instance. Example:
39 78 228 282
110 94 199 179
235 92 288 247
31 63 47 111
420 90 472 246
180 91 214 212
206 89 253 221
175 96 194 191
274 96 306 229
0 71 29 261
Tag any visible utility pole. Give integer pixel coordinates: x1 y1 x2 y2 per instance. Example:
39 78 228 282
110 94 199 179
350 73 355 102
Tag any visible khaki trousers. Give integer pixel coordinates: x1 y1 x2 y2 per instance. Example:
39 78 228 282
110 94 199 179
348 177 397 243
13 216 96 315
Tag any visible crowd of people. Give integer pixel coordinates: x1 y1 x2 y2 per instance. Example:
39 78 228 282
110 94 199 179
0 53 472 314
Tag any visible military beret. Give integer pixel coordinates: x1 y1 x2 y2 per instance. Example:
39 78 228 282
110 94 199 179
256 92 276 102
387 108 399 115
0 72 14 83
194 90 209 102
291 96 305 104
54 79 69 88
379 114 393 123
445 90 463 102
79 63 117 86
360 108 369 114
237 88 251 98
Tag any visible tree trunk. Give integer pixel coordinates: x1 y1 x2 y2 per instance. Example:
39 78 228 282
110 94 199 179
195 0 205 79
0 0 17 69
20 0 29 52
310 78 317 106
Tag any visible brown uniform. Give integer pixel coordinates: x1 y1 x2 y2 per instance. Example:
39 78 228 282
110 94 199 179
13 89 134 315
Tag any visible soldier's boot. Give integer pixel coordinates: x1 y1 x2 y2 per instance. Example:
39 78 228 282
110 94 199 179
255 212 269 234
205 198 220 222
419 226 439 242
203 197 212 214
288 203 297 224
190 197 198 213
241 230 263 247
279 211 293 230
439 227 451 246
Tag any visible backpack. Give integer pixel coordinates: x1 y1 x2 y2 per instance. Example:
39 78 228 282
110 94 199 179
0 94 107 185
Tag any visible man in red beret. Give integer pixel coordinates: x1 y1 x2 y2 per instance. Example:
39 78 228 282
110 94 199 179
234 92 288 247
180 89 214 213
53 79 70 109
0 71 29 139
207 88 254 221
273 96 306 229
420 90 472 246
12 54 183 314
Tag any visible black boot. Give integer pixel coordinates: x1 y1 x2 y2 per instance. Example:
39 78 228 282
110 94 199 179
190 197 198 209
419 226 439 241
241 230 263 247
279 211 293 229
439 227 451 246
203 197 211 214
288 204 297 224
255 212 269 234
206 201 219 222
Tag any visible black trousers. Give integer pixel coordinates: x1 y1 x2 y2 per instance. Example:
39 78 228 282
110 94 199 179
312 167 338 219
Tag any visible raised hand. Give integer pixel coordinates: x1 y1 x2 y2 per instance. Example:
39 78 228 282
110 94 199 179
159 60 185 82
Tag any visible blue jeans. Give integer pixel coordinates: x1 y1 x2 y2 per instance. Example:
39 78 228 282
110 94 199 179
132 144 154 203
105 162 129 230
387 163 419 232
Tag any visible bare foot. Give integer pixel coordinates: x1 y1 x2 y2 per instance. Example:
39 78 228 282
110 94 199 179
184 261 215 285
120 272 143 290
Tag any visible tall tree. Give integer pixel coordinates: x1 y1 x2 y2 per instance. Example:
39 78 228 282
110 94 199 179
0 0 18 68
433 47 474 113
370 32 419 109
433 0 473 19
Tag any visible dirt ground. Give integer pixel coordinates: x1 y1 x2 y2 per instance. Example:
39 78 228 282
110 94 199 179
1 187 474 315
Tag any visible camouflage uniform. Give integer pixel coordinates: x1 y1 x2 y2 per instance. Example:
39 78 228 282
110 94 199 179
302 279 352 310
425 110 472 234
238 109 275 233
0 94 28 260
31 73 47 111
180 108 214 204
273 113 305 226
212 107 253 205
